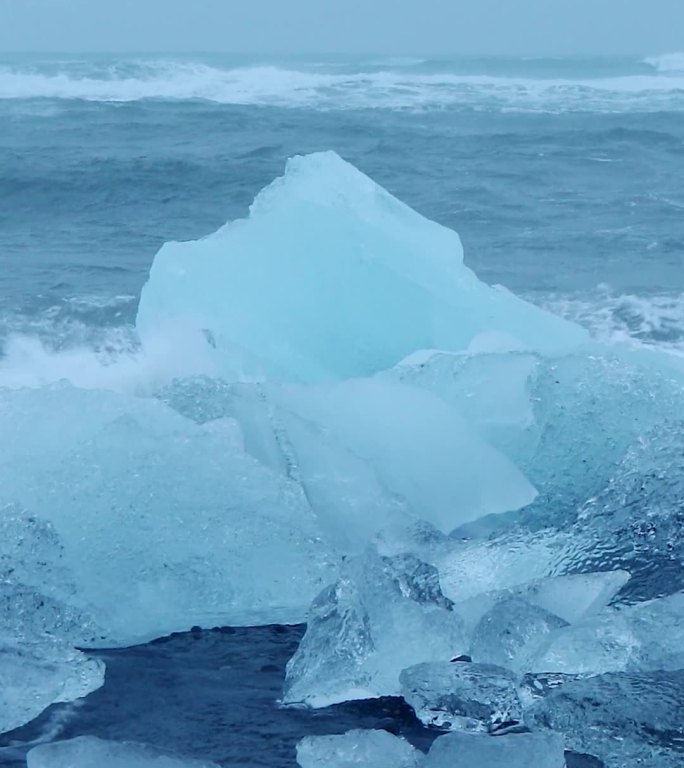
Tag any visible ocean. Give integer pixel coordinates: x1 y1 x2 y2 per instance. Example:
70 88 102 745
1 53 684 363
0 53 683 766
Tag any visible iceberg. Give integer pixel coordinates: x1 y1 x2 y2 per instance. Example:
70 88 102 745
5 150 683 754
26 736 220 768
136 151 587 384
296 729 422 768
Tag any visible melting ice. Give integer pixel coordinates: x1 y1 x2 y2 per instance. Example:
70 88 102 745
2 152 684 768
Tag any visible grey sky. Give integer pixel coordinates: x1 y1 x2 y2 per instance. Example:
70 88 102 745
0 0 682 56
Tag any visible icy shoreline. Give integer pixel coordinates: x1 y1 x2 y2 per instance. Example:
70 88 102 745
2 153 683 767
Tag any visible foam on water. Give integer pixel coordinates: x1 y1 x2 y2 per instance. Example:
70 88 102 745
2 58 684 112
536 287 684 356
0 328 218 394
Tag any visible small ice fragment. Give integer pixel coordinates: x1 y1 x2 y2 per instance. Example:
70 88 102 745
283 549 465 707
0 644 103 736
454 571 630 634
27 737 220 768
296 729 423 768
470 598 568 672
399 661 523 732
530 591 684 675
424 731 566 768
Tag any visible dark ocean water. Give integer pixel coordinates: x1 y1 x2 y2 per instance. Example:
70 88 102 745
0 626 435 767
0 627 601 768
1 53 683 766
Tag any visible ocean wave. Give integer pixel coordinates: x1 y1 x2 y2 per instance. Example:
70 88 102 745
536 288 684 355
1 60 684 112
0 295 137 355
644 52 684 73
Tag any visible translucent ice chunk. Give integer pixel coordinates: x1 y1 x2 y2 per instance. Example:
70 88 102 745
530 591 684 675
470 598 568 672
390 350 539 462
399 661 523 732
158 378 409 553
527 671 684 768
454 571 630 633
275 377 537 533
0 508 106 735
27 736 220 768
513 571 630 625
0 506 105 646
283 550 466 707
530 611 637 675
0 385 335 645
499 350 682 509
1 643 103 736
296 729 423 768
159 375 534 548
391 349 684 522
424 731 566 768
559 421 684 602
137 152 586 384
430 528 569 604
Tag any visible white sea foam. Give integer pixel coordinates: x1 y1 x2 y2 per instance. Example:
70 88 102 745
0 326 220 394
537 288 684 356
1 60 684 112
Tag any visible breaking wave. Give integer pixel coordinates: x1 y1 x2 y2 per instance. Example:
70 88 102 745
2 59 684 112
537 287 684 356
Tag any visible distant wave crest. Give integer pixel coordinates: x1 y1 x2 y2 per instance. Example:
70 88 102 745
644 52 684 73
2 59 684 112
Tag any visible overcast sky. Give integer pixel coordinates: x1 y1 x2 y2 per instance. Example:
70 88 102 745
0 0 682 56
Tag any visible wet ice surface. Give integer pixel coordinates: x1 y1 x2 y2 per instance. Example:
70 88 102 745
0 626 601 768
